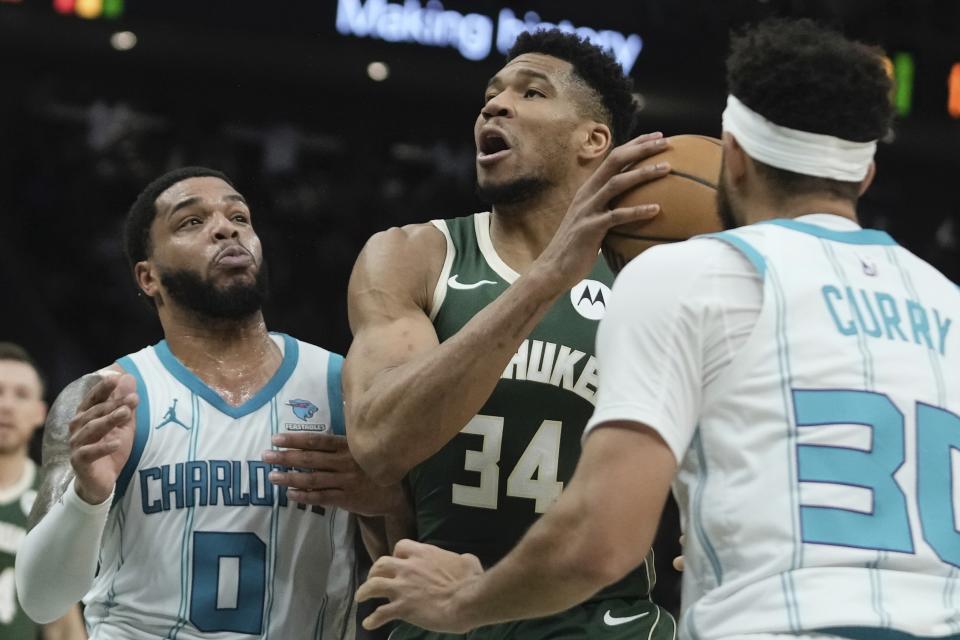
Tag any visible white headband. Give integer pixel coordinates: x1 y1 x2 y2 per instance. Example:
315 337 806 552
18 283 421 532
721 94 877 182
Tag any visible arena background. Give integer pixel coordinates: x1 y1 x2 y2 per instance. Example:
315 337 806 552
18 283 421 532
1 0 958 633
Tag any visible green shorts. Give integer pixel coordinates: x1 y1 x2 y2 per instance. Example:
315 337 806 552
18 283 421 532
388 597 676 640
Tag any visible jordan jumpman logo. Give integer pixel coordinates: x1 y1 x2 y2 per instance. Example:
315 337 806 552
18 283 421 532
156 398 189 430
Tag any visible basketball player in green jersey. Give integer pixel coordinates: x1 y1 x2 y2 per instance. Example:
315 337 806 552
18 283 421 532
342 30 676 639
0 343 86 640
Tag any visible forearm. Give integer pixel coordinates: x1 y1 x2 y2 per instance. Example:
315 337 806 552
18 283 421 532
357 485 416 560
16 479 112 623
454 491 622 628
42 606 88 640
350 267 564 481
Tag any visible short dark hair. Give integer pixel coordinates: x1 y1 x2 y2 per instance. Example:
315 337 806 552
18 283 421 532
507 29 637 146
726 18 894 201
0 342 45 395
123 166 233 271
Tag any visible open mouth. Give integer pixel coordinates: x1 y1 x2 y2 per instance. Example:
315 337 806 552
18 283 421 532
477 129 512 161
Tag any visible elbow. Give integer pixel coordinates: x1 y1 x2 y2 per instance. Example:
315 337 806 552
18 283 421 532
15 562 61 624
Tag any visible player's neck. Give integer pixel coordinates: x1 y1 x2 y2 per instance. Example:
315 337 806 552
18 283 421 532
160 311 283 406
0 451 29 489
489 182 579 274
741 194 859 226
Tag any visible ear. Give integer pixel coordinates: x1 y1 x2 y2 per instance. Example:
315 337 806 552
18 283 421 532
134 260 160 301
858 161 876 196
722 132 748 185
577 122 613 163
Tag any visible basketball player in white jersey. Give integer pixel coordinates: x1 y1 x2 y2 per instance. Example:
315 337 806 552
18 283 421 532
15 167 407 638
356 19 960 639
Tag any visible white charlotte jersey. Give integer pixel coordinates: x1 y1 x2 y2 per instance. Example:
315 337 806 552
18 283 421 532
678 220 960 639
84 333 357 640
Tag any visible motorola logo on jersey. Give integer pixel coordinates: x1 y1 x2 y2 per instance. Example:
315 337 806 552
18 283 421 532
570 279 611 321
284 398 328 432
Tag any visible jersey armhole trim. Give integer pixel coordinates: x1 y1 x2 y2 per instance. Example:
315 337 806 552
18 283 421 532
326 352 345 436
113 356 151 504
703 232 767 277
428 219 455 322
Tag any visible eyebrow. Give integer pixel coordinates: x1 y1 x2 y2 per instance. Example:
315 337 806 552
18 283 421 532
486 68 555 90
168 193 248 217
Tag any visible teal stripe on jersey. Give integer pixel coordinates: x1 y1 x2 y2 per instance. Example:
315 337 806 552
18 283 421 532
263 397 281 638
821 240 889 628
326 353 345 435
313 594 328 640
706 232 767 277
761 219 896 246
887 247 960 634
154 333 300 419
821 241 875 390
691 431 723 585
768 264 802 632
114 355 152 501
167 393 202 639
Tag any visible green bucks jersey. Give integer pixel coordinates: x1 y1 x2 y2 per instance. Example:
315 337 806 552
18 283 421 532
0 459 40 639
409 212 655 602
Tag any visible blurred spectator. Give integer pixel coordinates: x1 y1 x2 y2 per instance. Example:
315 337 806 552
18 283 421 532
0 342 86 640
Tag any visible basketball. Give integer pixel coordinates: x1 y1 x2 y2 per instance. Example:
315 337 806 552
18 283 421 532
602 135 725 274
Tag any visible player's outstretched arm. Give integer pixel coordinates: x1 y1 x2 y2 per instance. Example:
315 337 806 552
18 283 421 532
345 132 671 484
17 368 137 624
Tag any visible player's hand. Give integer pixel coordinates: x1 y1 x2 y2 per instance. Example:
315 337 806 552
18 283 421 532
356 539 483 632
534 131 670 292
264 432 407 517
69 372 138 505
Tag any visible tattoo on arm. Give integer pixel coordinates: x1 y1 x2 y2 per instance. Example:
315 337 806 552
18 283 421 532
28 373 102 529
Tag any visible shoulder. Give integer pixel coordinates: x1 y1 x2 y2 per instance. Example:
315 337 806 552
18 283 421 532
351 222 450 311
614 237 757 299
286 337 344 367
361 222 447 265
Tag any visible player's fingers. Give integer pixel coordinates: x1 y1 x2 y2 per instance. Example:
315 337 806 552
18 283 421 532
70 405 132 447
271 431 345 452
69 397 122 435
269 469 347 489
367 556 401 580
392 538 428 559
603 204 661 230
76 376 120 413
585 134 669 188
591 162 670 211
673 555 685 572
71 439 122 466
285 488 346 506
361 601 404 630
356 576 399 603
262 448 349 471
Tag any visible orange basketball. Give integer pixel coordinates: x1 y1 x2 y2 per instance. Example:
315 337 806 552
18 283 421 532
602 135 725 274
